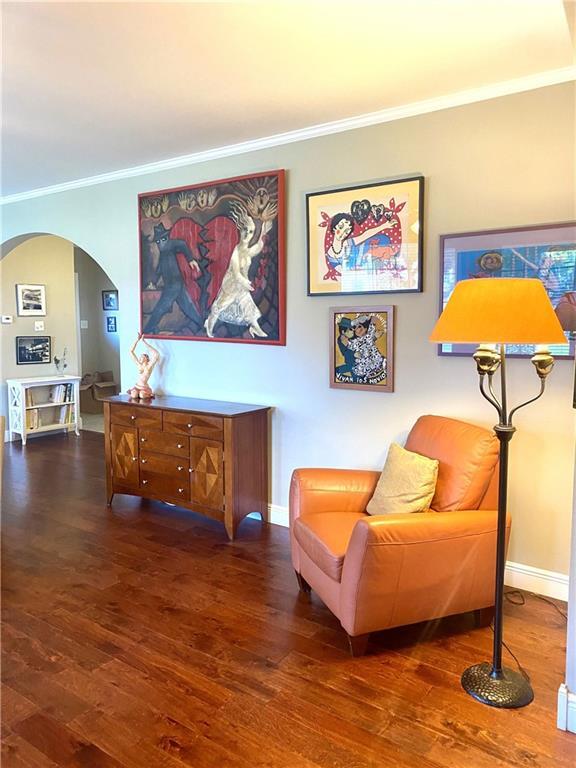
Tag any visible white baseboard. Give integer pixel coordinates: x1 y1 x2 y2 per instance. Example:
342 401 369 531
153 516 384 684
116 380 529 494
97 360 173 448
557 684 576 733
268 503 289 527
504 561 569 601
247 504 289 527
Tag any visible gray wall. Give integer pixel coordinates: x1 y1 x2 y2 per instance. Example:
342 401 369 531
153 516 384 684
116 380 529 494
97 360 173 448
74 247 120 384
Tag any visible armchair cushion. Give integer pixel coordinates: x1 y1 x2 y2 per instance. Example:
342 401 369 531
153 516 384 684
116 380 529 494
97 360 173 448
366 442 439 516
293 512 366 581
405 415 498 511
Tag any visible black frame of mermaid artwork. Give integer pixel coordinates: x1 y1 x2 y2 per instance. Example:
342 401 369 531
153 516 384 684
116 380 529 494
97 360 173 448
138 170 286 345
306 176 424 296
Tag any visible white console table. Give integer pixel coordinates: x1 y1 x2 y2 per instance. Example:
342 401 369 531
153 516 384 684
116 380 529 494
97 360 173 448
7 375 81 445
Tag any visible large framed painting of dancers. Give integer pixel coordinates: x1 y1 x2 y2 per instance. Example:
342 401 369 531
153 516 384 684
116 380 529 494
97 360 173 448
306 176 424 296
329 305 394 392
138 170 286 344
439 221 576 358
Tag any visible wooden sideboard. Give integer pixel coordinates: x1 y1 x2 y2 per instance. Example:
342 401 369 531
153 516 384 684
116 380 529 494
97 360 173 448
103 395 270 540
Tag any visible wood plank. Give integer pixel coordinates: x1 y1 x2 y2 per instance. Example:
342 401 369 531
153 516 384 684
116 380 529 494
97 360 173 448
2 432 575 768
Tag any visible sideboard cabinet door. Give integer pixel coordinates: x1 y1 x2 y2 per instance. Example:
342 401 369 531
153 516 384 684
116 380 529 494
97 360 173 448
190 437 224 511
110 424 139 488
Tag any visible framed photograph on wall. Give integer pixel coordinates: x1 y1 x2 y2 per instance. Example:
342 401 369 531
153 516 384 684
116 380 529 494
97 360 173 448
439 221 576 358
16 336 51 365
307 176 424 296
106 316 117 333
329 306 394 392
102 290 119 311
138 170 286 344
16 284 46 316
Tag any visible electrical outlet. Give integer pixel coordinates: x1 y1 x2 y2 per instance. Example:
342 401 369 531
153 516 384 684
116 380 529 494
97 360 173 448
34 320 45 331
1 315 13 324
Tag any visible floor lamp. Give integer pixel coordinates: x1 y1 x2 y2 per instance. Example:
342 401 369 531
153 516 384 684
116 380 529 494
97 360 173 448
430 278 566 708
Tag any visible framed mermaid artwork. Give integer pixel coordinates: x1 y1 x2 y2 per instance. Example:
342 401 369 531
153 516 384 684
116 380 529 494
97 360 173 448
329 305 395 392
138 170 286 344
306 176 424 296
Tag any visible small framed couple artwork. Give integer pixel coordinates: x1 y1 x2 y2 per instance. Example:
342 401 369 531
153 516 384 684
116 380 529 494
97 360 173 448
307 176 424 296
329 306 394 392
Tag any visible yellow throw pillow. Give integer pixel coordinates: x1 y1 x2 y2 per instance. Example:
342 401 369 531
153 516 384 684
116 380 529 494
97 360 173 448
366 442 439 515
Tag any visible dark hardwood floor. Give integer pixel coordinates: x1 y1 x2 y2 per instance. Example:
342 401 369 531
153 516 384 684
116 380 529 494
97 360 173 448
2 432 574 767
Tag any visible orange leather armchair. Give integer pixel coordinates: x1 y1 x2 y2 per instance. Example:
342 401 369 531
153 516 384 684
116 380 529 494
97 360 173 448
290 415 504 656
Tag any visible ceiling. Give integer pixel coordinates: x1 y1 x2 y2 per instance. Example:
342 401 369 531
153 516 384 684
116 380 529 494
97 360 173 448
2 1 574 199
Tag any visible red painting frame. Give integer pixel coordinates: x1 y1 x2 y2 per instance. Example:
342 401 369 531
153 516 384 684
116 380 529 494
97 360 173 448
138 169 286 345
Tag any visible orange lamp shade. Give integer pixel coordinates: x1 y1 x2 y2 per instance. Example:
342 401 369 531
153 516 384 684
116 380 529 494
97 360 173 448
430 278 567 344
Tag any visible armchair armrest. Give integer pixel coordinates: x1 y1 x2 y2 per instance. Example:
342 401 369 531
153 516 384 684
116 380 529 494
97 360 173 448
289 468 380 524
339 509 508 636
347 508 503 548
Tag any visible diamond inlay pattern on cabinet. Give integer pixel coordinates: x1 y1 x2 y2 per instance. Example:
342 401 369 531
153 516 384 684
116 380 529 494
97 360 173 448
110 424 138 486
191 438 223 510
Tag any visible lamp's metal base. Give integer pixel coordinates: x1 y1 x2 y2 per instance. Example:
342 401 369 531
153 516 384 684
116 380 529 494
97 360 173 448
461 662 534 708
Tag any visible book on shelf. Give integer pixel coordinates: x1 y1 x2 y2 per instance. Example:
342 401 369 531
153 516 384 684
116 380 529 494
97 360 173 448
49 383 74 404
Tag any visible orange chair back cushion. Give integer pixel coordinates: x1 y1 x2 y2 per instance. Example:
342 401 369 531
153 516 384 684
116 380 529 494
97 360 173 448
404 415 498 511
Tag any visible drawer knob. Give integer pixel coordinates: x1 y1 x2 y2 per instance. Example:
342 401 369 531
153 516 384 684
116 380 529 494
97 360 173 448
188 468 194 473
187 423 192 428
141 459 147 464
131 415 136 421
177 443 183 449
131 457 137 462
178 488 184 494
177 465 184 471
141 438 146 443
142 479 148 485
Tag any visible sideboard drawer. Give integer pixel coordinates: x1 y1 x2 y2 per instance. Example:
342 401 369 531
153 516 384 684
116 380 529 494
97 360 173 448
163 411 224 440
111 404 162 430
139 430 190 457
140 450 190 476
140 471 190 500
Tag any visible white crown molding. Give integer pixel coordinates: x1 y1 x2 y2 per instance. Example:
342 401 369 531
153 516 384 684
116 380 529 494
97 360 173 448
2 65 575 206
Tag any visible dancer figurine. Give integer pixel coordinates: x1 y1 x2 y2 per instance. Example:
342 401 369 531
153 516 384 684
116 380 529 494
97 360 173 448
127 333 160 399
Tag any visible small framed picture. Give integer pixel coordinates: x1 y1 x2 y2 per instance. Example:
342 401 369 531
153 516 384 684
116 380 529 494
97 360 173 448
307 176 424 296
16 336 51 365
106 316 117 333
329 306 394 392
16 284 46 316
102 290 119 311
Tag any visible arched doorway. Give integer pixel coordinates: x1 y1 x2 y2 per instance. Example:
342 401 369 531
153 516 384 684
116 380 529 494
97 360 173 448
1 233 120 438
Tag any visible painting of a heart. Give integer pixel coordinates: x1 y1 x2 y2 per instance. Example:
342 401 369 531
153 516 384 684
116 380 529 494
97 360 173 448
138 170 286 344
351 199 372 224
